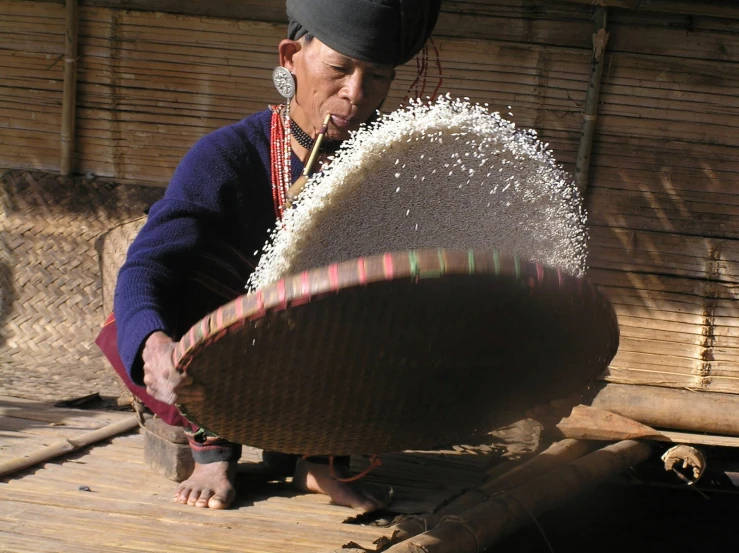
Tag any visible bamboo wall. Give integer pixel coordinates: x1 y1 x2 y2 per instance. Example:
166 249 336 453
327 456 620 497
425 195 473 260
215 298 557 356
1 0 738 393
1 0 598 181
1 1 65 171
584 9 739 393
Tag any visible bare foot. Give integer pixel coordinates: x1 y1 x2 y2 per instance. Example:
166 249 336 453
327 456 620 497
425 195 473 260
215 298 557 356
293 459 391 513
174 461 236 509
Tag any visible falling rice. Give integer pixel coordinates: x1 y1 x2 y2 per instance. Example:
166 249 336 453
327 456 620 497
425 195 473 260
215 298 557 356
249 95 588 290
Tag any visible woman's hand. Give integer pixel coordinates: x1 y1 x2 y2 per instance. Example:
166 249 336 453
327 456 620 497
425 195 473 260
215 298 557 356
142 331 205 405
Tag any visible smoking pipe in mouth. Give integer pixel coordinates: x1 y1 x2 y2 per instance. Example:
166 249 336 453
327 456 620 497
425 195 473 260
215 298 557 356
285 112 333 208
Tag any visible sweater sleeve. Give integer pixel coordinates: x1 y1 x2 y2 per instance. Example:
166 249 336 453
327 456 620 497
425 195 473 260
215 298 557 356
114 128 249 385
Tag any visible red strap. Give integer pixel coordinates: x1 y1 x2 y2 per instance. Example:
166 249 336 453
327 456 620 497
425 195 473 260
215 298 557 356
329 455 382 483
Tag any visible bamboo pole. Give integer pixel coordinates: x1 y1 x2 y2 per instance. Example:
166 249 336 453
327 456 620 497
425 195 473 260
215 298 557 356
285 113 333 208
383 440 653 553
390 439 593 543
574 7 609 194
0 415 139 478
60 0 79 176
590 383 739 437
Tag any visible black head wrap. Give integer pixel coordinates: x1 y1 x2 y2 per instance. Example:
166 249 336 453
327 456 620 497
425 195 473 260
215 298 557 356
286 0 441 67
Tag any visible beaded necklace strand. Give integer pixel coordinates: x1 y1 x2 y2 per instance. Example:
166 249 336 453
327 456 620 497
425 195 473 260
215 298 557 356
269 104 291 219
291 119 316 151
270 107 332 218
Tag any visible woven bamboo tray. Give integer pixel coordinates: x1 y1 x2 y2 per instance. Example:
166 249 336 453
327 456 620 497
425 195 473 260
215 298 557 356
174 249 619 455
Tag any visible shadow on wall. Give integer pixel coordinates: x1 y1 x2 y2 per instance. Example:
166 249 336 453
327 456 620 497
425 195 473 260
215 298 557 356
0 260 15 350
1 170 163 221
584 99 739 394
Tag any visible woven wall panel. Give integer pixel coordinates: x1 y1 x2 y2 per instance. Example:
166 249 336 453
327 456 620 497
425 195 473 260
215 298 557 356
0 169 162 401
100 216 146 317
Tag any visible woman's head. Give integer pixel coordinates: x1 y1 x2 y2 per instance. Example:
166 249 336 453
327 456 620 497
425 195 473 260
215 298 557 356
280 0 441 141
279 36 395 141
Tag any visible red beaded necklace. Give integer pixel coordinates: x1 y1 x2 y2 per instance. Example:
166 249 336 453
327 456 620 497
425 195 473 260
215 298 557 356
269 104 292 220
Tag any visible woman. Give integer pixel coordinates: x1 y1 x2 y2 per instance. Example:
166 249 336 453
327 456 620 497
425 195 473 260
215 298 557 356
106 0 441 510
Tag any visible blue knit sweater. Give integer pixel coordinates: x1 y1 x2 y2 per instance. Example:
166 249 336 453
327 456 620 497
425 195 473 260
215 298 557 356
114 109 304 385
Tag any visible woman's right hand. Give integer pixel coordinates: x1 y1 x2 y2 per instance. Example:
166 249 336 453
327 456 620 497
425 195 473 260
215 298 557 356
142 331 205 405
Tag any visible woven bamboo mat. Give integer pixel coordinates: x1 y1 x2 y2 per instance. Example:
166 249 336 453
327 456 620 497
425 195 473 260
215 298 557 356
0 396 541 552
0 169 162 402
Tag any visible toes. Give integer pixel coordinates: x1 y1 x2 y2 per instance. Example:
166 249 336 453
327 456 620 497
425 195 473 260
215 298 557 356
174 485 230 509
194 489 214 508
344 484 393 512
358 497 380 513
186 488 205 507
365 486 392 510
171 461 237 509
174 485 192 504
344 494 380 513
207 493 231 510
351 488 386 513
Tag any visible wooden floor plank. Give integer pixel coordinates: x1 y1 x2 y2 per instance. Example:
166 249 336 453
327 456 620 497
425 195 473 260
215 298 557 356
0 499 384 552
0 532 135 553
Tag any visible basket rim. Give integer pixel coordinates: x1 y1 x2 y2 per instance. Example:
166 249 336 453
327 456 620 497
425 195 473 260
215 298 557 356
173 248 598 375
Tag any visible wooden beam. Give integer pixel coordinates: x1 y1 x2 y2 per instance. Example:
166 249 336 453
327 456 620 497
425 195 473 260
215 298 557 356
60 0 79 176
558 0 739 19
18 0 286 24
30 0 739 21
574 7 608 194
658 430 739 449
553 405 739 448
590 382 739 437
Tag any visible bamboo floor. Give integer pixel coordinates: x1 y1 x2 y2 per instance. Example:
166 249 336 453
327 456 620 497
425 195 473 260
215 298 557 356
0 396 539 552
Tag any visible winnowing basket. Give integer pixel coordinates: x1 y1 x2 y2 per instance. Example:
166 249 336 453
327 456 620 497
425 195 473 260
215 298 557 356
174 97 618 455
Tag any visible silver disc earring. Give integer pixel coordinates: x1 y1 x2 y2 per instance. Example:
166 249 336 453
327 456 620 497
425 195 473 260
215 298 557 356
273 66 296 100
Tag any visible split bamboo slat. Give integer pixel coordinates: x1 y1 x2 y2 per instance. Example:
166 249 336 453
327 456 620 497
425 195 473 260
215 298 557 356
560 0 739 20
588 266 739 392
0 0 593 182
4 0 737 177
27 0 739 23
0 1 66 171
